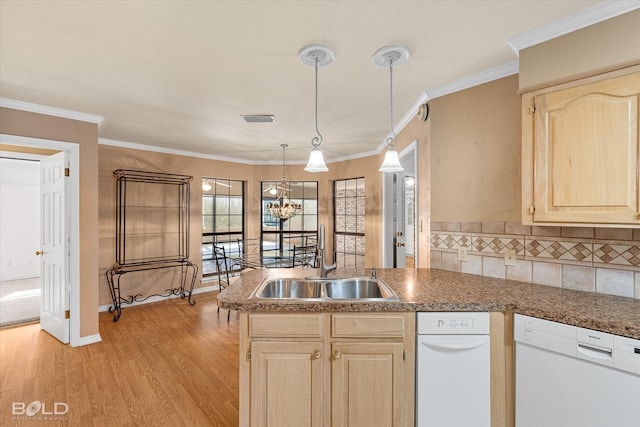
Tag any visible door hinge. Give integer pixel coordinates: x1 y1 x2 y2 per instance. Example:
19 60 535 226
246 349 251 361
528 205 536 215
65 310 70 319
403 350 407 362
530 104 536 114
64 167 70 177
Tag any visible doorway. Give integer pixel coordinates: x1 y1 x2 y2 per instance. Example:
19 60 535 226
0 156 42 326
381 141 418 268
0 134 80 345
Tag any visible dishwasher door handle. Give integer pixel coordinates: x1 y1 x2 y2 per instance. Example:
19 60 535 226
420 337 488 351
577 342 613 360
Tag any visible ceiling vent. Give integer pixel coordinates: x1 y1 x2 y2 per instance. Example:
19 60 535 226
242 114 276 123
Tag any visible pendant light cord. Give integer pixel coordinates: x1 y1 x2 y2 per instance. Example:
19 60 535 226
281 144 286 179
387 59 397 148
312 56 323 147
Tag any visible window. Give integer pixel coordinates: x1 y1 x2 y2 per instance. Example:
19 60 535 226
261 181 318 257
334 178 365 268
202 178 244 276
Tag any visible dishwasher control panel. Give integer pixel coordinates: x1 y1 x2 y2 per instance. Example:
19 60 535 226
417 312 489 334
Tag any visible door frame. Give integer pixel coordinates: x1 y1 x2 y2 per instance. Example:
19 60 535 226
1 134 80 346
381 140 418 268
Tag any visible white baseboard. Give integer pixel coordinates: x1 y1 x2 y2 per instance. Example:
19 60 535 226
73 333 102 347
0 274 40 282
98 285 220 312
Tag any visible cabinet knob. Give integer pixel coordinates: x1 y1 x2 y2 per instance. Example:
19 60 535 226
312 350 321 360
333 350 342 360
35 250 44 256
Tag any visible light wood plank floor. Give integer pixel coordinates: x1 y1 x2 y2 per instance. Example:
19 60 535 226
0 292 240 426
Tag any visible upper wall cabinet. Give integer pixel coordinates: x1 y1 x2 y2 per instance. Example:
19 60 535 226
522 66 640 226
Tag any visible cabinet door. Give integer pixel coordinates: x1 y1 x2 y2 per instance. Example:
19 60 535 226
250 341 324 427
531 71 640 224
331 342 406 427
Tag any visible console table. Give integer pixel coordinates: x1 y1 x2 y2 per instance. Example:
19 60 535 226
106 169 197 321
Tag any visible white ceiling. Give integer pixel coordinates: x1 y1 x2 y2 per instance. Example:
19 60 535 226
0 0 627 164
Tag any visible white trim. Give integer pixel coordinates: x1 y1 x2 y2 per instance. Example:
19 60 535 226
102 136 388 165
425 61 520 101
75 333 102 346
98 285 219 313
99 138 264 165
0 134 81 346
508 0 640 54
0 98 103 125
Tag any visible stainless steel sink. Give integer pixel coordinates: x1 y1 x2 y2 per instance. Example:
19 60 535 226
325 278 394 299
256 278 322 299
250 277 399 302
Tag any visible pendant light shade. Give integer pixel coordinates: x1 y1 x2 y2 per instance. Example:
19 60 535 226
373 45 410 173
305 146 328 172
299 44 334 173
378 147 404 172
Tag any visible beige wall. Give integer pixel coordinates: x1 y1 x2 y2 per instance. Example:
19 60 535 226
98 143 423 304
0 107 100 338
430 74 521 223
519 9 640 91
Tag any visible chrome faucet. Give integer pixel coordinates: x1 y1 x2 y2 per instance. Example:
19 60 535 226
318 224 337 278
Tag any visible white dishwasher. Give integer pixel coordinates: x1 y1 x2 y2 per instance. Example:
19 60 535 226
515 314 640 427
416 312 491 427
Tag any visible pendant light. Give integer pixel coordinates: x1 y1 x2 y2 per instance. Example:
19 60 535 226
373 45 410 173
266 144 302 221
299 44 335 172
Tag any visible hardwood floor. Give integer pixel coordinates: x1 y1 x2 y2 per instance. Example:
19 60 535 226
0 292 240 426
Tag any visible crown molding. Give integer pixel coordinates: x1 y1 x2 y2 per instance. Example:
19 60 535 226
98 138 264 164
0 98 104 125
508 0 640 55
426 61 520 101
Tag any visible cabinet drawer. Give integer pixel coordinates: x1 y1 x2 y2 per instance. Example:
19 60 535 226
249 313 324 338
332 313 408 338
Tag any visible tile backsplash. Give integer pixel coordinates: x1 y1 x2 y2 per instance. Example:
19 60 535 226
430 221 640 300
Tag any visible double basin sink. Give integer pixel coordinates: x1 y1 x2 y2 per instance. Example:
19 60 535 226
249 277 400 302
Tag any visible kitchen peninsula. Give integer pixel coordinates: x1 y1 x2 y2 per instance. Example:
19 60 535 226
219 267 640 427
219 268 640 339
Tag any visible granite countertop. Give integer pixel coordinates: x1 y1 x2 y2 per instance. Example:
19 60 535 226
217 267 640 339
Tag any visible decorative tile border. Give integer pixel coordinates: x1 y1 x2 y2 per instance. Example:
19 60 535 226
473 235 525 256
430 222 639 269
430 221 640 299
431 233 471 251
593 241 640 268
525 238 592 266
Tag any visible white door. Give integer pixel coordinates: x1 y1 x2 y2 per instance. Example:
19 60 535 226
39 151 69 343
393 173 407 267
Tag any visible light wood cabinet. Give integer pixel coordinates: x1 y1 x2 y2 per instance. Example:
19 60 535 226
522 66 640 226
250 340 324 427
239 312 415 427
331 341 406 427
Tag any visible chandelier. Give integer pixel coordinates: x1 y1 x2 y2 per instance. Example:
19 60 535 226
266 144 302 221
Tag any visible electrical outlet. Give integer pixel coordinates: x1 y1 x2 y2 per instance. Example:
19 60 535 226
504 249 516 266
457 247 468 262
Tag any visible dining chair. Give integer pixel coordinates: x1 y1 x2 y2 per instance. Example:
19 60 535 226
214 245 232 321
292 244 318 268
